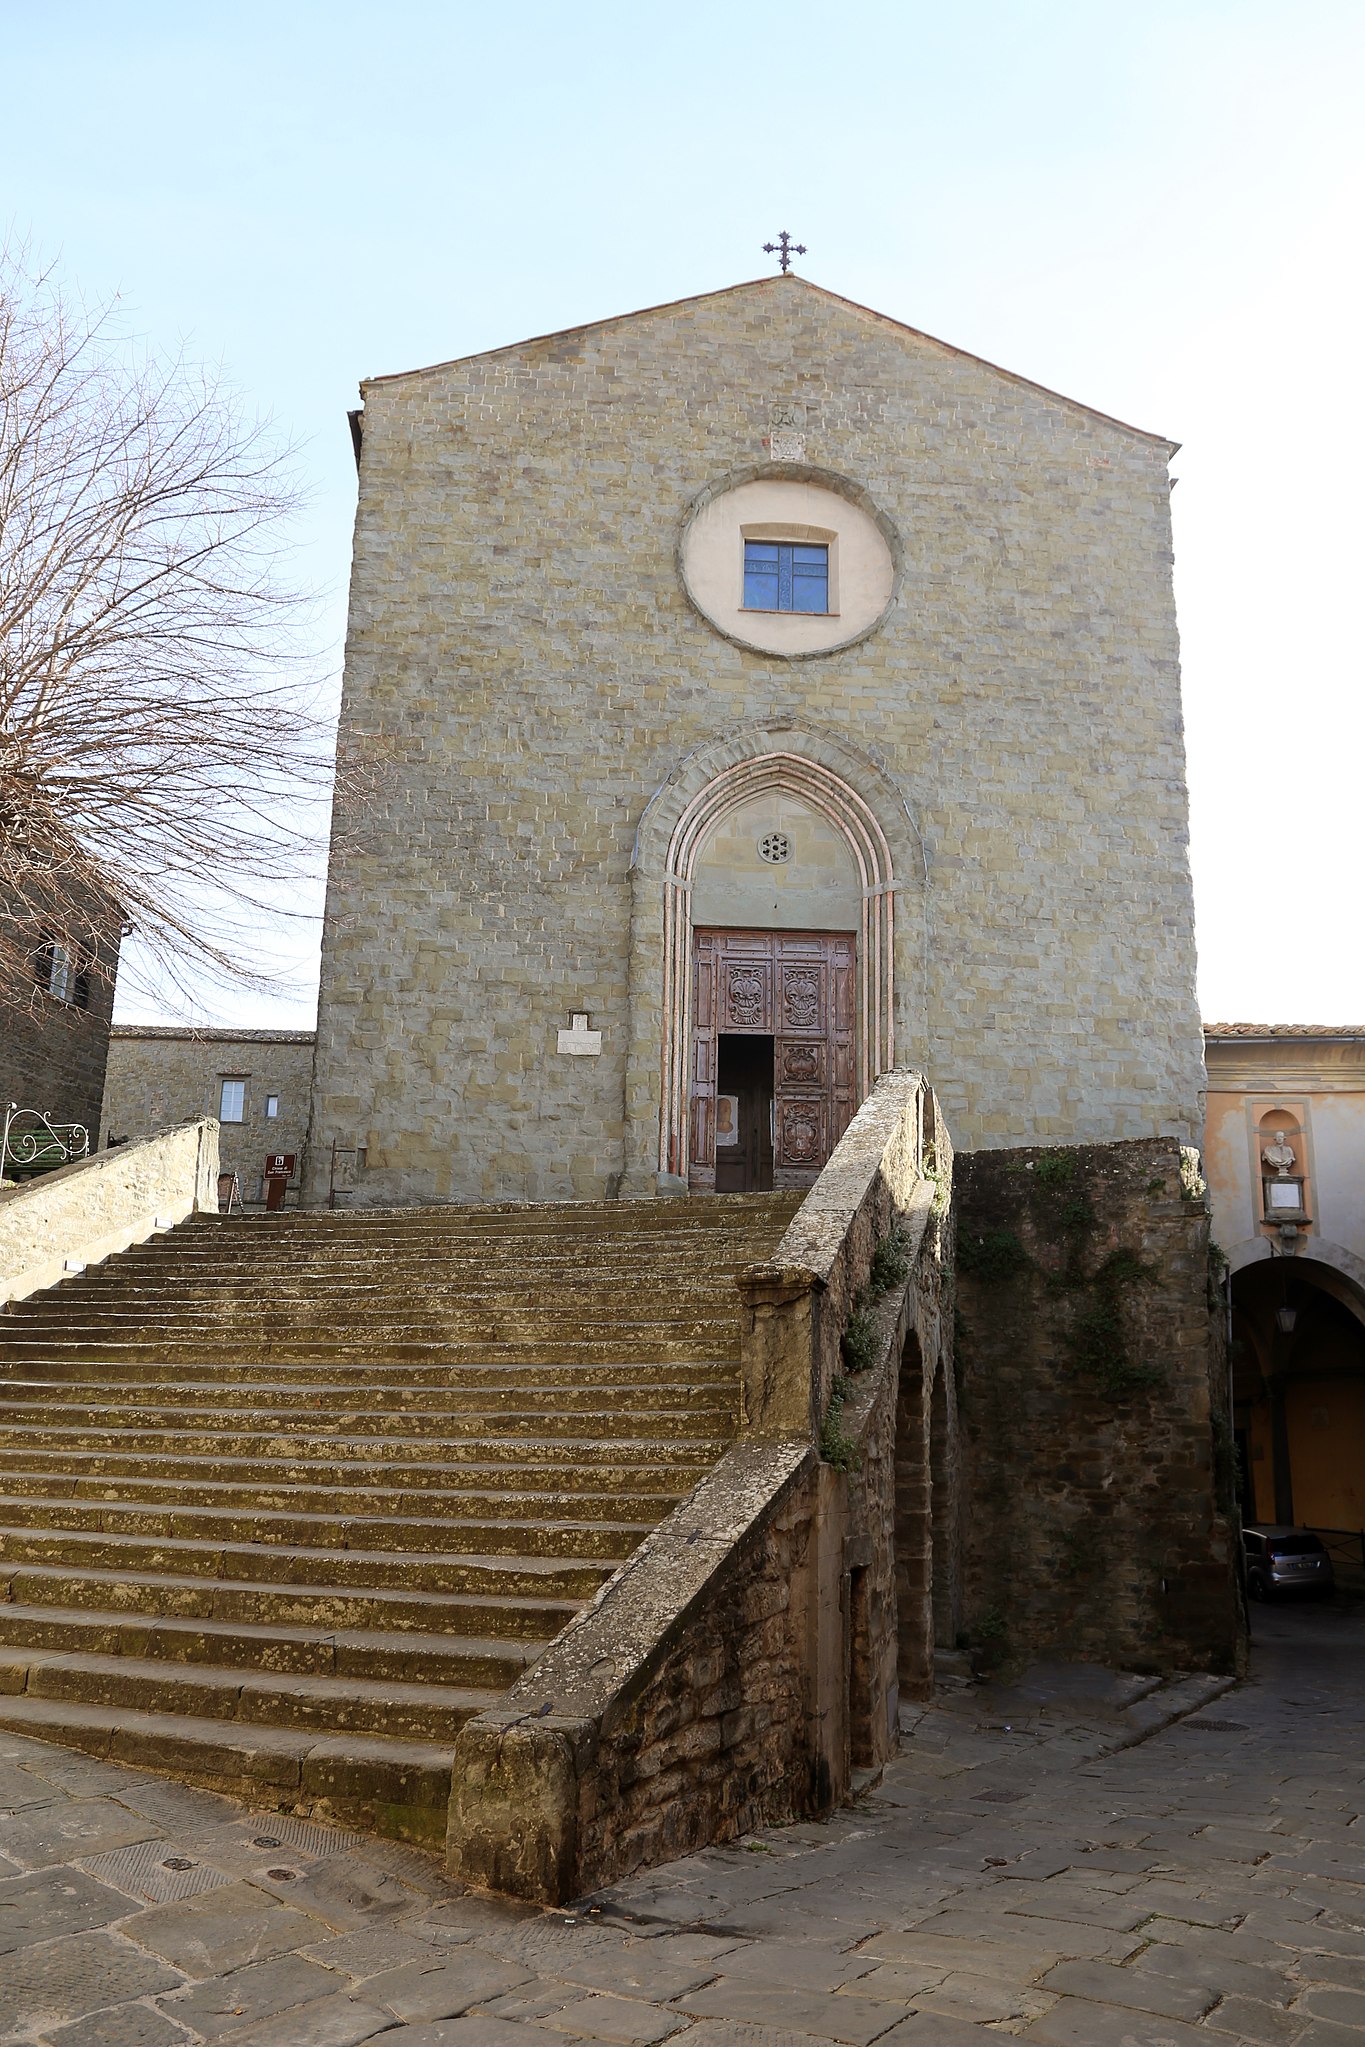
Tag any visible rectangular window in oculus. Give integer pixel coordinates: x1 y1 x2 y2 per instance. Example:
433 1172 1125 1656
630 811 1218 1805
219 1078 246 1123
743 541 828 614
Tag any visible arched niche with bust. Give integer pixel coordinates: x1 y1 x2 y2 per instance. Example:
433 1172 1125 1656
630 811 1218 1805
679 466 900 658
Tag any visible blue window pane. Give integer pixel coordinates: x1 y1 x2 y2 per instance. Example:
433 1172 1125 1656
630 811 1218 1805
791 547 828 612
742 540 828 613
743 541 781 610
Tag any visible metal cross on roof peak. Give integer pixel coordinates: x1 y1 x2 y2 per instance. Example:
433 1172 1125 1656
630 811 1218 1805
763 231 806 274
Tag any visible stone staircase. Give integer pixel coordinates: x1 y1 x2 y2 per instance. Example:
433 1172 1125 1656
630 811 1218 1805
0 1193 799 1843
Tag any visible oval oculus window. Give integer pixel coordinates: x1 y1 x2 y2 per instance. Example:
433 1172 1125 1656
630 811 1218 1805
681 476 896 656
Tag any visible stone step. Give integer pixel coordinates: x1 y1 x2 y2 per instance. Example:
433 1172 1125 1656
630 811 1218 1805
0 1496 650 1559
0 1377 734 1418
0 1416 724 1465
0 1526 619 1598
0 1340 741 1367
0 1318 740 1351
0 1359 732 1389
38 1262 764 1295
167 1197 791 1228
0 1470 680 1524
0 1603 540 1687
3 1276 743 1307
72 1233 775 1254
0 1187 800 1848
3 1305 741 1334
0 1693 455 1844
0 1560 579 1638
0 1399 731 1444
0 1646 499 1743
26 1263 762 1291
74 1234 789 1274
0 1446 699 1494
111 1198 796 1242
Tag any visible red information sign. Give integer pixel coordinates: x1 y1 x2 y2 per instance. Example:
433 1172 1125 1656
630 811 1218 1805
263 1153 296 1212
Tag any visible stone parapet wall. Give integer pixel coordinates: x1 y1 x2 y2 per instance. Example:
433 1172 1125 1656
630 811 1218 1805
0 1119 220 1304
955 1136 1244 1676
447 1070 951 1903
737 1073 935 1437
447 1440 817 1903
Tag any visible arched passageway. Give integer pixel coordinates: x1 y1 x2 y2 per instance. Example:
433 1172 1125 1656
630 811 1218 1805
1232 1257 1365 1533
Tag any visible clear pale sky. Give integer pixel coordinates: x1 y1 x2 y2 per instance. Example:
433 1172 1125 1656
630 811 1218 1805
5 1 1361 1028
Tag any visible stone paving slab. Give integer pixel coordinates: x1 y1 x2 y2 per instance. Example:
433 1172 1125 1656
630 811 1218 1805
2 1601 1365 2044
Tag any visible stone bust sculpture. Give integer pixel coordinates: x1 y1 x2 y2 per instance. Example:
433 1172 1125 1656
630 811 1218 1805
1262 1130 1297 1178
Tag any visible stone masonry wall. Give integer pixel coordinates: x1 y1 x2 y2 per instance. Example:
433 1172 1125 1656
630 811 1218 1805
307 273 1202 1205
573 1459 821 1889
955 1137 1243 1676
103 1031 315 1207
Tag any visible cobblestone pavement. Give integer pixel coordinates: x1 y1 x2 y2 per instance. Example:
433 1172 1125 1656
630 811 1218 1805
2 1600 1364 2046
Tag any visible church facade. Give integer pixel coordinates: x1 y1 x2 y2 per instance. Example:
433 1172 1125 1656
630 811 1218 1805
305 274 1202 1208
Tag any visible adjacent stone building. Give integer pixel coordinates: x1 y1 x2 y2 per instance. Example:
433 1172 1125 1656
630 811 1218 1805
102 1028 315 1207
1 877 122 1164
306 272 1203 1208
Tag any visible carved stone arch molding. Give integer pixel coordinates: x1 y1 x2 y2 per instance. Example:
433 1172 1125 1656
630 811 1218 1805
622 723 921 1195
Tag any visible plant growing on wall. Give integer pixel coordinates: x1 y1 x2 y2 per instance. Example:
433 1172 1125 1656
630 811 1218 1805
819 1374 860 1471
957 1226 1031 1283
841 1222 915 1373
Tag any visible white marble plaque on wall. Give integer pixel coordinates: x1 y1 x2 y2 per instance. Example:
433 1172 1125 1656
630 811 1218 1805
557 1013 602 1056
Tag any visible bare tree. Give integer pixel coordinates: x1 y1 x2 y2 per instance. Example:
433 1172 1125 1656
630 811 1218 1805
0 245 341 1019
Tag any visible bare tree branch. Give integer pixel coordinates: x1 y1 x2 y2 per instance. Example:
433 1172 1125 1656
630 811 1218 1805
0 244 349 1019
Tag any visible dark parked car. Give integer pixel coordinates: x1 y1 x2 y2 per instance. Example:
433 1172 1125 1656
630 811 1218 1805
1243 1525 1335 1600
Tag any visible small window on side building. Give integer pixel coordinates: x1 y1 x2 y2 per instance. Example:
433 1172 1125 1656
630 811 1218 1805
742 541 829 614
48 941 72 1004
33 935 90 1008
219 1078 246 1123
265 1095 280 1119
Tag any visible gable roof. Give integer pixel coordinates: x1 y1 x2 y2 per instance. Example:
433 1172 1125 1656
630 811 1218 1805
1205 1024 1365 1041
363 273 1177 452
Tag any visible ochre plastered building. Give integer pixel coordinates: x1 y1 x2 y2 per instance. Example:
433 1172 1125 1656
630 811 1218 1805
306 273 1203 1208
1204 1025 1365 1533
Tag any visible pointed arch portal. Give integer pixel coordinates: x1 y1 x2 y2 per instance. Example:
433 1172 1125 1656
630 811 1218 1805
657 751 897 1183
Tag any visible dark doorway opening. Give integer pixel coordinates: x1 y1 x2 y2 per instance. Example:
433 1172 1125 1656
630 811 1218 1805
687 929 855 1193
714 1034 774 1193
1232 1259 1365 1532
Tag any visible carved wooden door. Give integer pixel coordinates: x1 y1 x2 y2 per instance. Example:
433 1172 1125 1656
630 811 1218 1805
689 929 855 1193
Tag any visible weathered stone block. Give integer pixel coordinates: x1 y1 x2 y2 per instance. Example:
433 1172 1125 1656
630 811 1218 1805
955 1136 1244 1676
